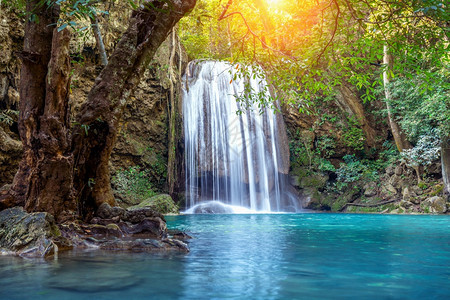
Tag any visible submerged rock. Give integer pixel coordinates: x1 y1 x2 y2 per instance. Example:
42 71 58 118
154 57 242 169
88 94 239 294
169 230 193 240
0 207 67 257
92 237 189 252
46 267 142 292
187 201 234 214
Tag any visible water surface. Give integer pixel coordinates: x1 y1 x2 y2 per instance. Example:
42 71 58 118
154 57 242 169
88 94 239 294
0 214 449 299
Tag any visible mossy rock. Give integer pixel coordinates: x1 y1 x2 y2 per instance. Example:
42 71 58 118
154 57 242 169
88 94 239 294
290 166 309 178
299 173 329 189
129 194 179 214
428 184 444 197
303 189 331 211
421 196 447 214
0 207 64 257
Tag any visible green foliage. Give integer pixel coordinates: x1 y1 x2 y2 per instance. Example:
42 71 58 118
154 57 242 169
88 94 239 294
377 141 400 167
0 109 19 126
341 116 365 151
289 130 337 173
402 129 441 168
231 64 279 114
332 153 386 192
178 0 449 118
178 0 226 60
336 155 365 183
316 135 336 158
55 0 109 31
112 166 157 202
146 147 167 184
387 75 449 143
418 181 429 190
1 0 26 11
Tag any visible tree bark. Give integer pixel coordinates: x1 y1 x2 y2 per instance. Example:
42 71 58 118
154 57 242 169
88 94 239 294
72 0 197 219
0 1 59 209
24 28 75 221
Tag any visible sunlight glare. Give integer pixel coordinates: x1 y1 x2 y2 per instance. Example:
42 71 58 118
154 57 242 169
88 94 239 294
266 0 283 8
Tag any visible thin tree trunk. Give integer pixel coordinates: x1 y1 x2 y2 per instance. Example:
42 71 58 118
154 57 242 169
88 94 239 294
336 82 377 148
90 15 108 66
383 45 411 152
383 45 422 182
167 29 177 196
72 0 197 219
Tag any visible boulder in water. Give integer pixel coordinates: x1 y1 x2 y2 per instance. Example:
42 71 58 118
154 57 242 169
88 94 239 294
0 207 67 257
188 201 234 214
185 201 256 214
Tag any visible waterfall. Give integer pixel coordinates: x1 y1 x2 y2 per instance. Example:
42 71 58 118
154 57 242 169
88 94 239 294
182 61 298 212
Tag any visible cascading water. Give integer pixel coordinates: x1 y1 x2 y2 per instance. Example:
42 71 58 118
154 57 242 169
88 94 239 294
182 61 298 213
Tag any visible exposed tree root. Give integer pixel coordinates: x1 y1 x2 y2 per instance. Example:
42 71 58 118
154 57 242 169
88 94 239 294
340 198 398 211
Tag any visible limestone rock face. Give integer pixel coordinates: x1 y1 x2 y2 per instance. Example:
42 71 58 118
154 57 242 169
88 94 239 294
0 9 23 186
0 126 22 186
0 207 63 257
0 7 188 195
421 196 447 214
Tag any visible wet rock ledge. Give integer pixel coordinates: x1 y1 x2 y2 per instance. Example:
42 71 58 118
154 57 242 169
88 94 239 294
0 205 189 258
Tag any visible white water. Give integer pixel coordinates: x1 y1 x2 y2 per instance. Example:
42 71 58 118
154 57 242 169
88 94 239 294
184 201 259 214
182 61 298 212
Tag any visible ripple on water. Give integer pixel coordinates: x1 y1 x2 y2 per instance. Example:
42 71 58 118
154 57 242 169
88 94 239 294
45 269 142 293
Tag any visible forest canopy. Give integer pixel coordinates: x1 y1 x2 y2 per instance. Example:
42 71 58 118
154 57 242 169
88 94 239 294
178 0 449 193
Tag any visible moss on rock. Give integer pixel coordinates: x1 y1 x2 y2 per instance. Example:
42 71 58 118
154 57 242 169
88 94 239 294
129 194 179 214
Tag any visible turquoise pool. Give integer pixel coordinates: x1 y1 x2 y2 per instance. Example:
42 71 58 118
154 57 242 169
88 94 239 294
0 213 449 299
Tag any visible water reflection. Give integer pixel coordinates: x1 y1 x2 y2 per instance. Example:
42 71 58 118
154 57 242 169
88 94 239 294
179 215 287 299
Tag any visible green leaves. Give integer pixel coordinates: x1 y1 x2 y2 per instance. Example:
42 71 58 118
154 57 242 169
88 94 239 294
52 0 110 32
128 0 139 10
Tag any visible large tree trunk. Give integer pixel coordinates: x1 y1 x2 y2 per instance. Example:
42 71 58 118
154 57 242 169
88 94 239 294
23 29 76 221
72 0 196 219
0 1 75 222
1 0 196 222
